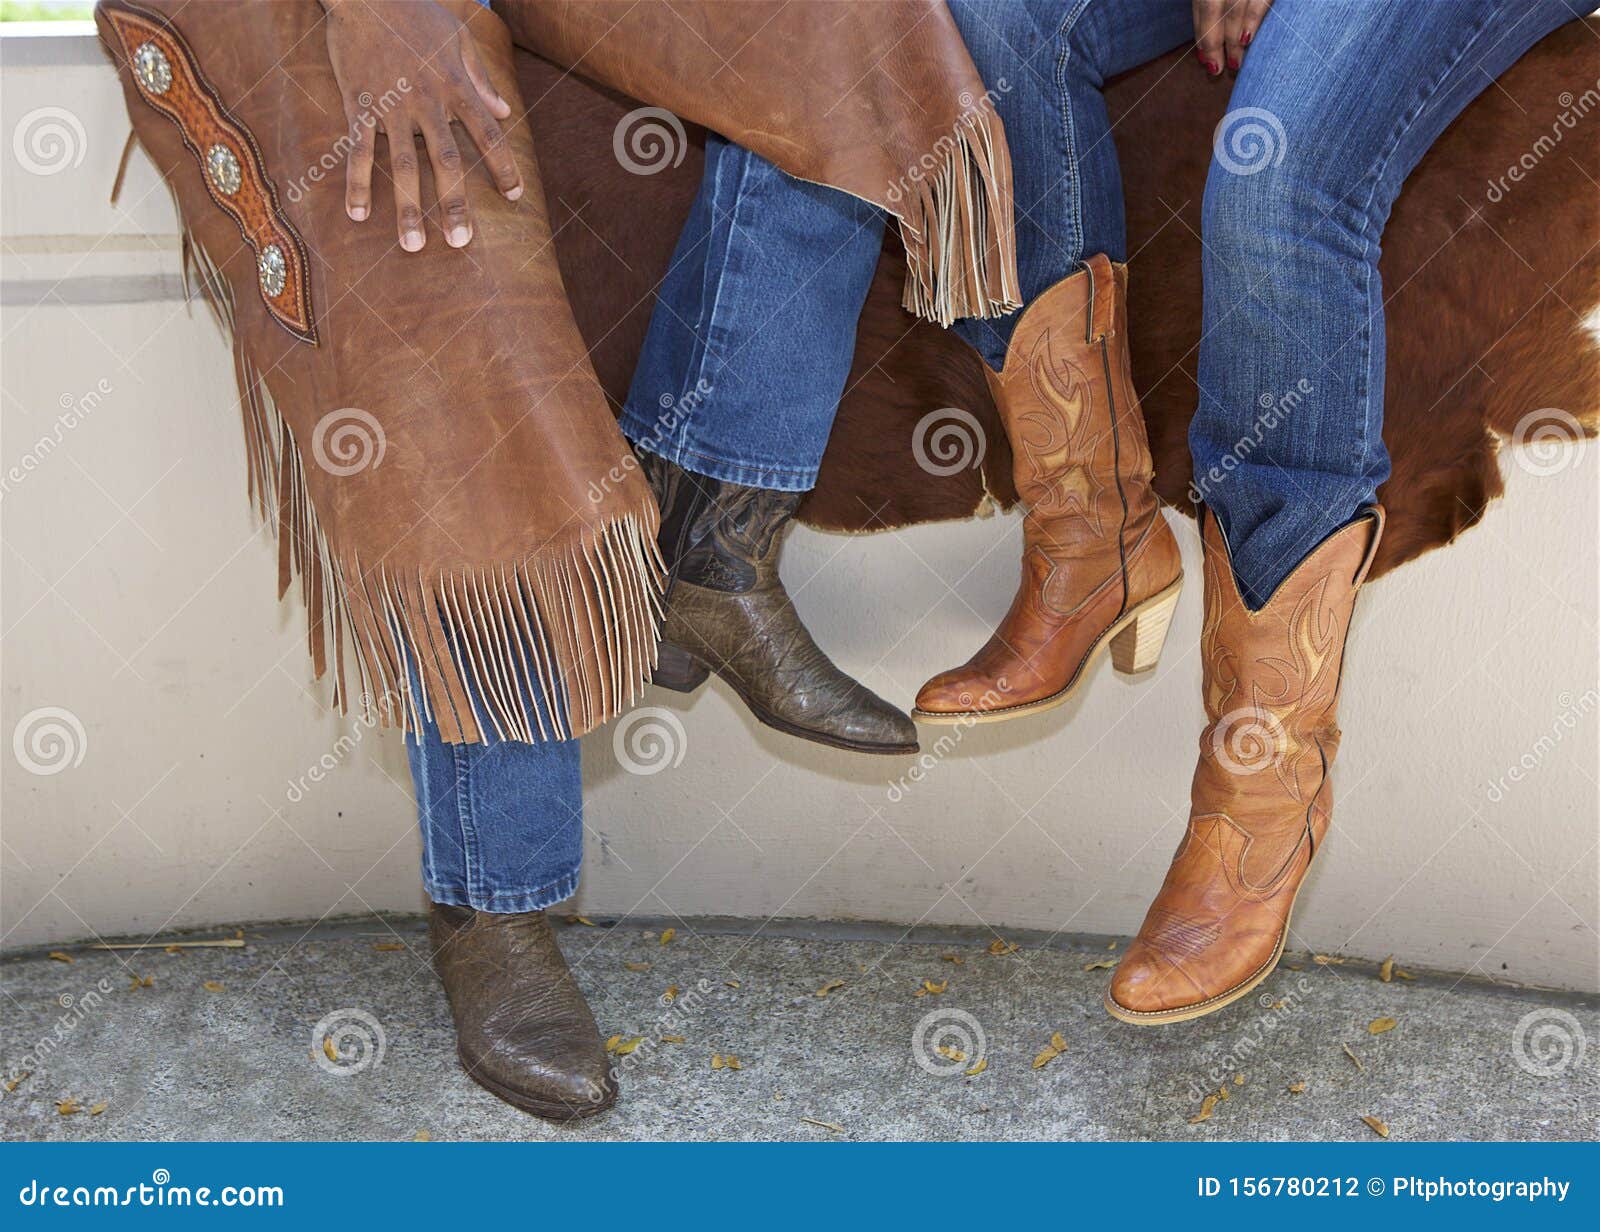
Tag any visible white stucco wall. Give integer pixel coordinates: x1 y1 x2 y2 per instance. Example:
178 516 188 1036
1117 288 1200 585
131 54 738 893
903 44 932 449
4 30 1596 989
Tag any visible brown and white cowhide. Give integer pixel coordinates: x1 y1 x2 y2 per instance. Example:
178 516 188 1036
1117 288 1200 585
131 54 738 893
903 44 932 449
519 18 1598 581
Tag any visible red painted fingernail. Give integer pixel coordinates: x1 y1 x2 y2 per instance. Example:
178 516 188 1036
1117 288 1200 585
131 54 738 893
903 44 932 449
1241 29 1253 46
1227 55 1240 70
1209 60 1222 76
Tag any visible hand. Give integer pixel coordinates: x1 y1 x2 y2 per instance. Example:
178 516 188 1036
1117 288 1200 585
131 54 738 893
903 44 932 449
1192 0 1273 77
322 0 523 251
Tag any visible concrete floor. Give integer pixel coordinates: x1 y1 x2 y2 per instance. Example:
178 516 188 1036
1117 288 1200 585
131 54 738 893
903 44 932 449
2 915 1595 1142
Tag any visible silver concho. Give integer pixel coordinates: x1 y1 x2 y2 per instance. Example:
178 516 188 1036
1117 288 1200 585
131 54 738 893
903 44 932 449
132 42 172 96
257 244 287 298
206 144 242 196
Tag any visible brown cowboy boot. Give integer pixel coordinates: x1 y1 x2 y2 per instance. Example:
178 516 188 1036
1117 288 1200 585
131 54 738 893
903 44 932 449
642 453 919 755
1106 507 1384 1024
913 255 1182 723
429 903 617 1120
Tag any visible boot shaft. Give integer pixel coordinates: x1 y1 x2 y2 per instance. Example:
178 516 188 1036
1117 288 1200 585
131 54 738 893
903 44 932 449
1193 507 1384 866
986 255 1159 565
641 452 799 594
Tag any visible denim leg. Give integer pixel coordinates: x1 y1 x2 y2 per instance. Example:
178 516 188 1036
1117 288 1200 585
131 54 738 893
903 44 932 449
1192 0 1587 607
403 646 583 914
618 134 887 491
949 0 1193 368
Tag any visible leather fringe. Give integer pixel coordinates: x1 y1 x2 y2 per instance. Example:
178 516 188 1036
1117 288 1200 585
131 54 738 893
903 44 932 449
182 230 665 744
896 105 1021 328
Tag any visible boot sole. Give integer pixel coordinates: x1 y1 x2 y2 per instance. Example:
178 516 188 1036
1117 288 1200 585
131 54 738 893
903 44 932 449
457 1046 618 1123
1100 908 1292 1027
912 575 1183 725
654 648 919 756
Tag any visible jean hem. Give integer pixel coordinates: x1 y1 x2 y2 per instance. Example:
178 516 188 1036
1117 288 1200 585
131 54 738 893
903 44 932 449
619 414 820 491
424 867 582 915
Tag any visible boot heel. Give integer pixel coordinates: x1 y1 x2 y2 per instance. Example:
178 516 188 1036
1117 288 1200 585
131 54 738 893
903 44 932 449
652 641 710 692
1110 582 1181 675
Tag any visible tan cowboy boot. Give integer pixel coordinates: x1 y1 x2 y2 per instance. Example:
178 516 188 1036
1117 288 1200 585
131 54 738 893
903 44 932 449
1106 507 1384 1025
913 255 1182 723
430 903 617 1120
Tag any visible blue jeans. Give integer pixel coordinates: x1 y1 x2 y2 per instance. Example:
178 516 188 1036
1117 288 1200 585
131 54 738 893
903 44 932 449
621 0 1583 605
404 669 583 914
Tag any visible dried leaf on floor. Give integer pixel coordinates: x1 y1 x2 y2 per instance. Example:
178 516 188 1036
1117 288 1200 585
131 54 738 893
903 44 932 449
800 1117 844 1134
662 985 680 1003
56 1098 82 1115
1312 954 1346 966
660 1035 685 1044
165 946 182 955
201 981 225 993
1393 968 1416 981
987 939 1019 956
48 952 73 964
1287 1081 1307 1094
1033 1032 1067 1069
711 1053 742 1071
128 975 152 990
607 1036 644 1056
941 954 965 965
1190 1093 1219 1124
1342 1043 1365 1072
1361 1115 1390 1138
1378 956 1395 982
4 1072 30 1093
1107 940 1118 950
727 1056 742 1070
936 1045 967 1064
322 1036 339 1063
1368 1017 1398 1035
1082 959 1117 971
625 962 651 972
710 1054 724 1070
815 979 845 997
373 943 405 952
965 1057 988 1077
724 980 740 989
88 1102 108 1116
413 1130 430 1141
658 928 676 946
1234 1073 1245 1086
566 915 597 927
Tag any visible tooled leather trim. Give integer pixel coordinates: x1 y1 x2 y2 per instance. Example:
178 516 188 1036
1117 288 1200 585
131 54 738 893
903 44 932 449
102 1 317 344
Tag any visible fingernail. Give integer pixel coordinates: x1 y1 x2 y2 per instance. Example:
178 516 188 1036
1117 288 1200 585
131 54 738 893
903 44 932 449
1241 29 1253 46
348 205 367 222
401 229 424 252
1227 55 1240 70
505 183 523 202
1208 60 1222 76
447 224 471 248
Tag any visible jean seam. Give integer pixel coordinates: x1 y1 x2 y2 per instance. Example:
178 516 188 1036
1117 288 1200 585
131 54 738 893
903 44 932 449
423 867 582 915
1343 8 1498 483
449 741 484 908
1053 0 1094 265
